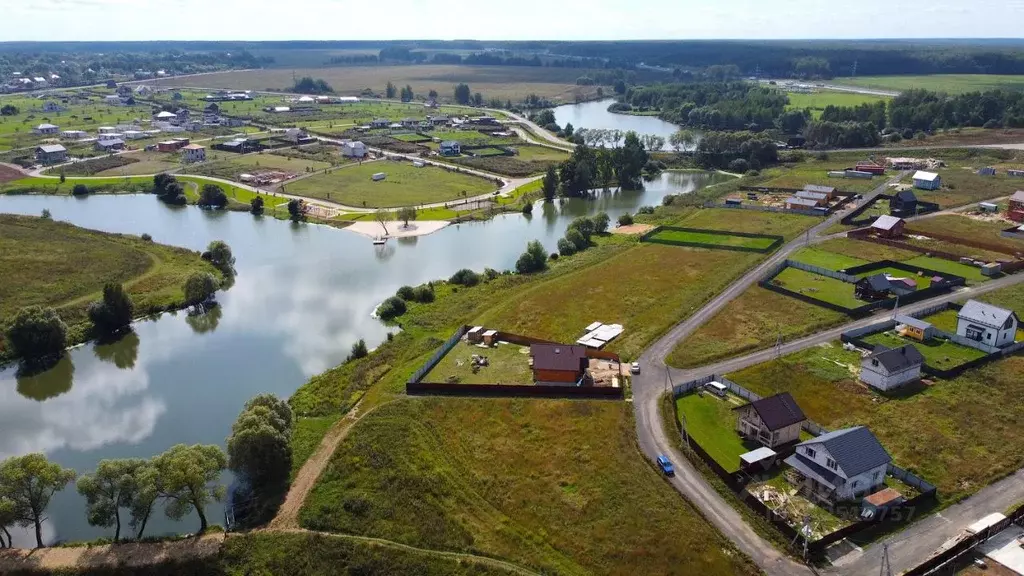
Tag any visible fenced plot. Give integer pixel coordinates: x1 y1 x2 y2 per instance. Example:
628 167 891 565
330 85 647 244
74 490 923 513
640 226 784 253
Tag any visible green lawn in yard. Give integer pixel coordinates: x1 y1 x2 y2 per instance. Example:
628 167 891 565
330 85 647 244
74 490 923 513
923 308 960 333
284 159 497 208
863 331 988 371
790 247 868 271
676 393 757 473
902 256 988 284
771 267 864 309
760 164 881 194
393 133 431 143
647 228 778 250
424 340 534 385
728 343 1024 504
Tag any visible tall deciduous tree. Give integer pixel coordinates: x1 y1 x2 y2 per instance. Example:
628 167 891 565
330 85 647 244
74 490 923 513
454 83 471 105
153 444 226 533
183 272 218 310
87 283 134 336
396 206 417 227
0 454 76 548
204 240 235 275
227 398 293 490
287 198 304 222
6 306 67 361
75 458 151 542
0 497 16 548
385 81 396 99
198 184 228 209
542 165 558 202
374 209 390 236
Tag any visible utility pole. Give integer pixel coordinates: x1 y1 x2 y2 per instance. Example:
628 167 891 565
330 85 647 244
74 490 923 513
852 59 859 78
775 333 783 359
879 543 892 576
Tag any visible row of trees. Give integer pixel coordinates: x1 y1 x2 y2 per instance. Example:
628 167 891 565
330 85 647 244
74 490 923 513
556 214 609 257
0 392 290 549
619 82 788 131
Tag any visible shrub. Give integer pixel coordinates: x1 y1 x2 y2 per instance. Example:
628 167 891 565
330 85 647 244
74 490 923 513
618 213 634 226
567 217 595 240
515 240 548 274
549 252 559 260
728 158 750 173
250 196 265 215
376 296 407 320
566 228 588 251
557 237 577 256
87 283 134 335
6 306 67 360
198 184 228 209
483 268 499 281
592 212 610 234
349 339 368 360
413 285 435 303
72 183 90 196
638 206 655 215
449 268 480 287
983 119 1000 129
396 286 416 300
521 202 533 215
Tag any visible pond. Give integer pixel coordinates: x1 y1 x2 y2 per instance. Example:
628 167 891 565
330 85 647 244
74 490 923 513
552 99 682 150
0 169 732 546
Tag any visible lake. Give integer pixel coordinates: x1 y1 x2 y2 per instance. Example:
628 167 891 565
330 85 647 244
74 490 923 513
0 170 731 546
552 99 681 150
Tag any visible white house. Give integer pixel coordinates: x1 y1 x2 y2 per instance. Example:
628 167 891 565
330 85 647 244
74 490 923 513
154 111 177 122
123 130 146 140
341 140 367 158
97 132 124 142
33 123 60 135
912 171 941 190
957 300 1019 350
42 101 63 113
181 144 206 163
784 426 892 504
97 126 117 134
60 130 88 140
104 94 124 106
859 344 924 391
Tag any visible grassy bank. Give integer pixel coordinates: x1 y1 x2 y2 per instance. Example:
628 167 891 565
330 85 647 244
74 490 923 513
300 398 760 576
0 214 222 358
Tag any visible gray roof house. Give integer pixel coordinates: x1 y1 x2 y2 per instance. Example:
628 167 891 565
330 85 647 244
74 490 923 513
860 345 924 391
784 426 892 503
957 300 1019 351
733 392 807 449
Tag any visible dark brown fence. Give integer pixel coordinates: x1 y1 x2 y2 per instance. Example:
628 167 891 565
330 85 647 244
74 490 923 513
407 381 624 399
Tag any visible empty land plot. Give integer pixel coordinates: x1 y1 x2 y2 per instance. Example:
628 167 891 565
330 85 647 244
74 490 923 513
666 285 847 368
789 247 868 270
150 65 603 103
771 267 864 309
728 345 1024 503
760 164 882 194
841 74 1024 95
903 169 1024 208
785 91 889 118
679 207 817 240
284 160 495 208
901 255 989 283
676 392 759 473
187 153 331 182
476 244 761 360
0 214 220 352
424 340 533 385
794 238 919 266
862 331 987 371
646 228 778 250
910 214 1024 255
300 397 760 576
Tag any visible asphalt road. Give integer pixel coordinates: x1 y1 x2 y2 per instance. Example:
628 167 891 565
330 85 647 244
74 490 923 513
628 171 1024 575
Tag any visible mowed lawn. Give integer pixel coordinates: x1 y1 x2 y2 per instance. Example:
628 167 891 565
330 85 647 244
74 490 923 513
760 164 882 194
647 228 777 250
300 398 760 576
771 267 863 309
785 91 889 118
676 392 758 473
186 153 331 182
285 160 497 208
0 214 220 353
424 340 534 385
476 244 762 360
728 344 1024 503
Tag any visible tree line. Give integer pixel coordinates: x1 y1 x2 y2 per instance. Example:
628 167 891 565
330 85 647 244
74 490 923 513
0 392 291 548
618 81 788 131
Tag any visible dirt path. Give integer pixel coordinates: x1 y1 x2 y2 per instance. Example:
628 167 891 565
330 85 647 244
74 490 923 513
0 533 224 572
268 400 393 530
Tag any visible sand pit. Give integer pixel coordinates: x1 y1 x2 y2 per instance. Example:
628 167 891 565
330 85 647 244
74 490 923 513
612 223 655 235
345 220 449 239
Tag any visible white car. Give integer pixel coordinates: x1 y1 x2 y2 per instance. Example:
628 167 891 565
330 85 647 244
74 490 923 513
630 362 640 374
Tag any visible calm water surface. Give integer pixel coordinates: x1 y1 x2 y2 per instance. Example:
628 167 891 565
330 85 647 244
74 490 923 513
552 99 682 150
0 170 731 545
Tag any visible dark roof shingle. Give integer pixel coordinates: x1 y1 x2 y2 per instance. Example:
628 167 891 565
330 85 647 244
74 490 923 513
736 392 807 431
798 426 892 478
530 344 587 373
866 344 924 373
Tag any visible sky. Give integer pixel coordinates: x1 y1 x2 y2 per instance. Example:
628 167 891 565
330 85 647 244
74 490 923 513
4 0 1024 42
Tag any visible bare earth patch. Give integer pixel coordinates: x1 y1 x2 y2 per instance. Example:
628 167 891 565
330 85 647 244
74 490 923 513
345 220 449 240
612 223 654 235
0 533 224 572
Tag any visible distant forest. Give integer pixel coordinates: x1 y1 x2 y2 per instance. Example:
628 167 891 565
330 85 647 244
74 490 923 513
5 40 1024 78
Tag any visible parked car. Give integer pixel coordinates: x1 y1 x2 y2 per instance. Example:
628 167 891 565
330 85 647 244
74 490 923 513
656 455 674 476
630 362 640 374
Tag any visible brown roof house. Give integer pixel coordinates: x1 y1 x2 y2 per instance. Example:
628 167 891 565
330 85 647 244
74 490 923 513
733 392 807 449
530 344 588 386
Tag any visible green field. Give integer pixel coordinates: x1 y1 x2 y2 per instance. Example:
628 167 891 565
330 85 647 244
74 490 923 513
284 160 497 208
771 267 864 309
300 398 759 576
863 331 987 371
728 343 1024 503
676 393 756 473
789 247 868 271
910 214 1024 255
647 228 777 250
477 244 763 360
760 163 881 194
184 153 331 182
424 340 534 385
0 214 221 357
901 168 1024 209
840 75 1024 95
785 90 888 118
